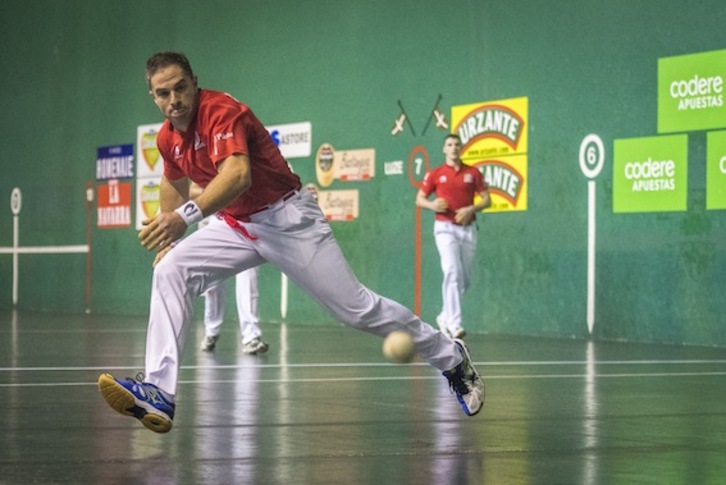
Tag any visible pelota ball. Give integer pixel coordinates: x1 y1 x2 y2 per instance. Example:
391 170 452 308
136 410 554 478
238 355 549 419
382 330 416 364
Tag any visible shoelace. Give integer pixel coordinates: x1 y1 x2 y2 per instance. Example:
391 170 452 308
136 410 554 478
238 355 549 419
128 372 149 398
129 372 165 405
447 368 471 396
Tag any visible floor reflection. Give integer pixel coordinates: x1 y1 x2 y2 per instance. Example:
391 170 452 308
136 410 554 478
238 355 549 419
582 340 599 485
3 312 726 484
432 376 482 484
193 347 262 483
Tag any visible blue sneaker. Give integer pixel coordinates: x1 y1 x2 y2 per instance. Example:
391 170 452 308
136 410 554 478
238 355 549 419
442 339 485 416
98 372 175 433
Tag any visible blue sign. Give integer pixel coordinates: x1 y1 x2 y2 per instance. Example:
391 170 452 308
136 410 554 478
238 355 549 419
96 144 134 180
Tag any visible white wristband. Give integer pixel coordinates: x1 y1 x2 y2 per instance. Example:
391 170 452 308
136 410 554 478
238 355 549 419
175 201 204 227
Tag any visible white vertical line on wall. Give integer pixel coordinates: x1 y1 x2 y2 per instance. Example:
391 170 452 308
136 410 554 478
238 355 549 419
587 181 596 334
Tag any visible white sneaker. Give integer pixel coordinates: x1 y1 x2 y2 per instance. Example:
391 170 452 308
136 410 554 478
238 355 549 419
242 337 269 355
442 339 484 416
451 327 467 339
200 335 219 352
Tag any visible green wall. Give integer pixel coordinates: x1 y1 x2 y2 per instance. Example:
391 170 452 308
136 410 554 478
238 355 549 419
1 0 724 347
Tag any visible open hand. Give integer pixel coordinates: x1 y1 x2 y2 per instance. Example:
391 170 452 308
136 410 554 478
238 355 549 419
139 212 187 251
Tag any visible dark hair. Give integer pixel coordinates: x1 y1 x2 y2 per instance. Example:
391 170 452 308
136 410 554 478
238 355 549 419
145 51 194 88
444 133 461 142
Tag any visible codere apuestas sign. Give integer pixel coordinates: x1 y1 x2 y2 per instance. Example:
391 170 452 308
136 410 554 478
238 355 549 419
658 49 726 133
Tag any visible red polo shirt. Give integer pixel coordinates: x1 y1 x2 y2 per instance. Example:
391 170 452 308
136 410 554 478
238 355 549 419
420 162 488 224
157 89 301 219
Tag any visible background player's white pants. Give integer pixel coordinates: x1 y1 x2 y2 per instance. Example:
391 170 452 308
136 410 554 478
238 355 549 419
145 191 462 396
203 267 261 345
433 220 477 333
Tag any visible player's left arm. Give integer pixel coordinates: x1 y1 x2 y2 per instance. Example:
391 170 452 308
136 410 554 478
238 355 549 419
475 187 492 210
454 188 491 225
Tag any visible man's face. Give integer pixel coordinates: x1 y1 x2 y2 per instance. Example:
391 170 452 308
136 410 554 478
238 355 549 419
443 137 462 160
149 64 198 130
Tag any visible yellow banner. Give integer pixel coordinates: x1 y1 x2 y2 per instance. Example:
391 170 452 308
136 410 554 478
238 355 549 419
451 97 528 159
452 97 529 212
472 156 528 212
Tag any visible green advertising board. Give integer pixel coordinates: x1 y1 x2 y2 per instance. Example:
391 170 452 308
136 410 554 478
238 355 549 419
658 49 726 133
613 135 688 213
707 130 726 210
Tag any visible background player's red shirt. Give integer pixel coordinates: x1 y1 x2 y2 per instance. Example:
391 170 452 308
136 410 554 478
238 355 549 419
420 162 488 224
157 89 301 219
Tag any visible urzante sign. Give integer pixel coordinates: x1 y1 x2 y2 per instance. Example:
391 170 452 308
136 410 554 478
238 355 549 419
450 97 529 212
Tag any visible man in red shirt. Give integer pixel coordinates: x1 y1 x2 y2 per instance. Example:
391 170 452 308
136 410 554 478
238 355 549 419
416 134 491 339
98 52 484 433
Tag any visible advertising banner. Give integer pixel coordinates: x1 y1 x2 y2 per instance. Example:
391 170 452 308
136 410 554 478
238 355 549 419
267 121 312 159
451 97 529 211
658 49 726 133
97 180 132 228
706 130 726 210
613 135 688 213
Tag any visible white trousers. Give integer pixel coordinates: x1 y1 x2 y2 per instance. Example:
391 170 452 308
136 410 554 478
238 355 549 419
433 220 478 332
202 267 261 345
145 191 461 395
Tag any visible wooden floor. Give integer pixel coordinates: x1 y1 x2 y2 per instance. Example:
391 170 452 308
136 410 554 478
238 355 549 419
1 310 725 484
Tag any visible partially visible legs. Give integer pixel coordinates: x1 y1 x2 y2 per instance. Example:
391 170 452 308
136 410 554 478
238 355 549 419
434 221 477 338
200 265 267 354
248 193 483 415
99 220 265 432
253 193 463 372
200 279 227 351
235 267 268 354
145 217 265 395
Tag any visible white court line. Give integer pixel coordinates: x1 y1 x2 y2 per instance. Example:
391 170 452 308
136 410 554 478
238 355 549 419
1 359 725 389
0 245 89 254
1 359 725 372
1 370 726 389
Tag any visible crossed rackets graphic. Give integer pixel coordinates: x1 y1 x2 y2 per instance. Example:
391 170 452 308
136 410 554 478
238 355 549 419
391 95 449 137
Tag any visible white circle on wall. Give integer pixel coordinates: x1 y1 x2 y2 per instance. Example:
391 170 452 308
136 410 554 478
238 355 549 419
579 134 605 179
10 187 22 215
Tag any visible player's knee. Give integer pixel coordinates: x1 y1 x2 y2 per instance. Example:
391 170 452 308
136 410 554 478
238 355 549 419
442 270 462 285
335 291 380 329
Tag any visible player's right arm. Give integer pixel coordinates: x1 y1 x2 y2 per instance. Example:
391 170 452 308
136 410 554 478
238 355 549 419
139 175 191 253
192 153 251 217
160 175 190 212
416 189 448 213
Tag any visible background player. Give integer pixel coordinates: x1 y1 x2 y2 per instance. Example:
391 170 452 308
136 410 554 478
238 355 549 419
97 52 484 433
198 267 267 354
416 134 490 339
191 183 268 355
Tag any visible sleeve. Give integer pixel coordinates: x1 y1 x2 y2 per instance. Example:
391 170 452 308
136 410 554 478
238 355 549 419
157 129 185 181
205 103 251 165
474 167 488 192
420 170 435 196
